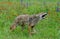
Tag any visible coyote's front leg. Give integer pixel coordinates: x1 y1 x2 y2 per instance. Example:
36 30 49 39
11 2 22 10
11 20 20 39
28 23 36 35
28 26 31 35
31 26 36 34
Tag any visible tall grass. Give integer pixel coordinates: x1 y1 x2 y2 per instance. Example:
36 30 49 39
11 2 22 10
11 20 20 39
0 0 60 39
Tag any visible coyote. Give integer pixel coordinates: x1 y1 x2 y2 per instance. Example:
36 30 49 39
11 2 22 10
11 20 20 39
10 12 47 35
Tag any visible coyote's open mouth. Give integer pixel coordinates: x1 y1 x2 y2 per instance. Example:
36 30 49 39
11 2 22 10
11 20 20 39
42 13 47 19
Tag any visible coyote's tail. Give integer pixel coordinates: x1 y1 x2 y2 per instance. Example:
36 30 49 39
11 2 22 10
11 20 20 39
10 23 16 31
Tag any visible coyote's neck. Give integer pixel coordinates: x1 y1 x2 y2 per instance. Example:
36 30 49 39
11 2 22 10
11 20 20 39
29 15 40 26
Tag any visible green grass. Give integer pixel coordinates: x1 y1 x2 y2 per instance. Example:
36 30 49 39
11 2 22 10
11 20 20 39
0 0 60 39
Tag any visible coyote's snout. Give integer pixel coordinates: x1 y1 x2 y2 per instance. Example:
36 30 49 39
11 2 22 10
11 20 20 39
10 12 47 35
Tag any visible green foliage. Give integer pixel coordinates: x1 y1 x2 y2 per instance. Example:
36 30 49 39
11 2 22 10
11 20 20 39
0 0 60 39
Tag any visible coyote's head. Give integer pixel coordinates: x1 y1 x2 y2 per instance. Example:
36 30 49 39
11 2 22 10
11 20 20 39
36 12 47 20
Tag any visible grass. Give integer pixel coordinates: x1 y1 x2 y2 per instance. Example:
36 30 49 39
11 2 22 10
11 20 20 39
0 0 60 39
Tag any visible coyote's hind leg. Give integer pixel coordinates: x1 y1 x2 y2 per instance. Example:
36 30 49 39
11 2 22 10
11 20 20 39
21 22 25 31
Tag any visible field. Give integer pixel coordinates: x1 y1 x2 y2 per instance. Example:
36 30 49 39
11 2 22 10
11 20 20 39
0 0 60 39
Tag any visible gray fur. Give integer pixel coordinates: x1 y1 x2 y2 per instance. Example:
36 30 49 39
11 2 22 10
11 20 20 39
12 12 47 26
10 12 47 32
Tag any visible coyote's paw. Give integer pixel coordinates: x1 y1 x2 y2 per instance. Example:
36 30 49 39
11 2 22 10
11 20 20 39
31 29 36 34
